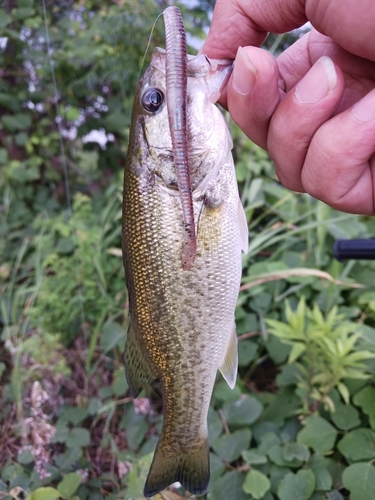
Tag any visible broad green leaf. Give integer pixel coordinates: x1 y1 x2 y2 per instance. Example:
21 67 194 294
297 416 337 454
243 469 271 499
61 407 89 425
213 380 242 404
269 465 292 494
211 470 249 500
54 447 82 471
26 487 60 500
17 449 34 464
126 452 154 500
353 386 375 417
282 442 310 462
310 454 332 491
101 321 126 351
327 491 344 500
278 469 316 500
330 403 360 431
2 113 31 131
242 449 268 465
212 429 252 462
210 452 226 482
222 395 263 426
57 472 82 499
50 424 69 443
0 9 12 28
257 432 282 455
337 428 375 461
268 444 303 468
238 340 258 367
208 408 223 442
276 364 300 387
66 427 90 448
122 407 148 450
342 462 375 500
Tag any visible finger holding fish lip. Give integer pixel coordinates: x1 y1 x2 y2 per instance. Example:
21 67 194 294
226 46 282 150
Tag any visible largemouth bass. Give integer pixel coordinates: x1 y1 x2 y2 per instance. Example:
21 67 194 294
122 6 248 498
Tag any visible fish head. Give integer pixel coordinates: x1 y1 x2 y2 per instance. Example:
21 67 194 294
133 48 233 192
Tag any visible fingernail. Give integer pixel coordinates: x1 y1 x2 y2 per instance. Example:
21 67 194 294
352 89 375 121
295 56 337 103
232 47 257 96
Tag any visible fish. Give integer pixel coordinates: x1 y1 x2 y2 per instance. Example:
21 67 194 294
122 6 248 498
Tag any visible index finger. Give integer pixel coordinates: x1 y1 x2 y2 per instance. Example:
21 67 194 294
201 0 307 59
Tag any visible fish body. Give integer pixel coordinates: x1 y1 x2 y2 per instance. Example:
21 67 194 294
122 48 248 497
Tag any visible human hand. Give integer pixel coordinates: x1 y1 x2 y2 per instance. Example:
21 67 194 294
201 0 375 215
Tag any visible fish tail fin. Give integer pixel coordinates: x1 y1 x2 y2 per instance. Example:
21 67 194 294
144 437 210 498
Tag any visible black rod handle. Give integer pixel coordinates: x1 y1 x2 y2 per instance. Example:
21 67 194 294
334 239 375 261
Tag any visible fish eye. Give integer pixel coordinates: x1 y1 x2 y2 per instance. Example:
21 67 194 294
141 88 164 113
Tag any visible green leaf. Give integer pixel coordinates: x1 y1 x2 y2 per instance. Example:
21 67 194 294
212 429 252 462
122 407 148 449
54 447 82 471
66 427 90 448
342 462 375 500
58 472 82 499
242 449 268 465
288 341 306 363
310 454 332 491
208 408 223 442
211 470 249 500
278 469 316 500
238 340 258 367
18 449 34 464
27 487 60 500
327 491 344 500
268 444 303 468
337 428 375 461
126 452 154 499
282 442 310 462
353 386 375 417
2 113 31 131
61 407 89 425
101 321 126 352
222 395 263 426
0 8 12 28
243 469 271 499
50 424 69 443
330 403 360 431
269 465 292 494
297 416 337 454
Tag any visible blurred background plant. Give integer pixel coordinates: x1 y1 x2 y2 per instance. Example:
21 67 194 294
1 0 375 499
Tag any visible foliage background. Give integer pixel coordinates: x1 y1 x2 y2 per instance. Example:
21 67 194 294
1 1 375 499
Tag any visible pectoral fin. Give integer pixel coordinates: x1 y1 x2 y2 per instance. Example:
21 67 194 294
219 322 238 389
238 198 249 253
124 322 156 398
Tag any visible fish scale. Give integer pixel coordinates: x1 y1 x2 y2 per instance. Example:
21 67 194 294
122 45 248 497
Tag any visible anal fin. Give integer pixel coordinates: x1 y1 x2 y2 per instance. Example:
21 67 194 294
124 321 156 398
219 322 238 389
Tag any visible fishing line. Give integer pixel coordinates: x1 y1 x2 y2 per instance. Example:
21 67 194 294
41 0 71 214
136 11 164 83
41 0 87 336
